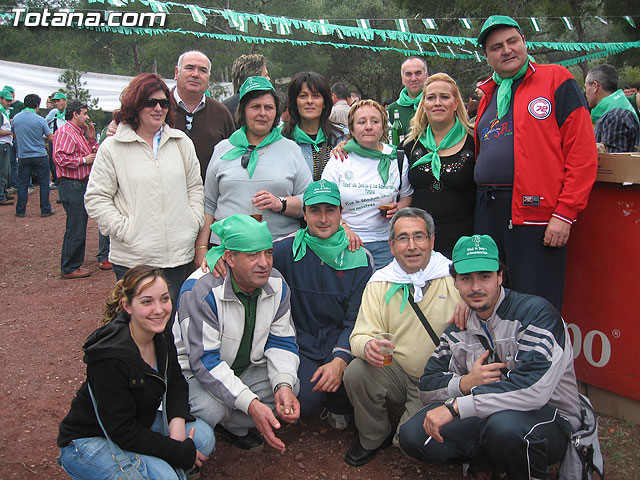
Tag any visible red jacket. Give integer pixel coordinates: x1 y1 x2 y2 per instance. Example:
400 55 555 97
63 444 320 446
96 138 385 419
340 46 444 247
475 62 597 225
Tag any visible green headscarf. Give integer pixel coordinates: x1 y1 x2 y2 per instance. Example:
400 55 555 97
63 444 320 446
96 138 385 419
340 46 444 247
292 124 326 152
492 59 530 120
591 89 639 124
343 138 396 185
220 126 283 178
412 117 467 181
397 87 423 110
205 215 274 273
292 227 368 270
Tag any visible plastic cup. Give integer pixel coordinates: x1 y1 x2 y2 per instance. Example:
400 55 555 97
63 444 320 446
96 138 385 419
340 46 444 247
375 332 396 365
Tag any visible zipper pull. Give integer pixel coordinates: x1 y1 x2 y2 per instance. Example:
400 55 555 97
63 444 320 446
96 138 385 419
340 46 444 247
508 219 513 230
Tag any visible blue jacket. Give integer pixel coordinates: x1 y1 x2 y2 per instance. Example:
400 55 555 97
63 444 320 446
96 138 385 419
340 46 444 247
273 235 373 363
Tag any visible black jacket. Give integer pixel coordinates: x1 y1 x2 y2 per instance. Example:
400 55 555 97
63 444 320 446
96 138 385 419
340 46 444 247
57 315 196 469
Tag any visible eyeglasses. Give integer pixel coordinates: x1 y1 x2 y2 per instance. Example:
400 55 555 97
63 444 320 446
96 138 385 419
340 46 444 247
185 114 193 135
392 233 430 246
241 145 257 169
143 98 170 109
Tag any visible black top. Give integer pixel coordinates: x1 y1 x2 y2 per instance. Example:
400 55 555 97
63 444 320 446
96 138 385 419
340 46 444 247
57 315 196 469
405 134 476 258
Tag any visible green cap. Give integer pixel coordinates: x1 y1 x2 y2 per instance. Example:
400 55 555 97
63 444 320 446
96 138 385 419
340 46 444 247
2 86 14 94
452 235 499 274
239 76 275 101
303 180 341 206
0 89 12 101
52 92 68 100
477 15 521 47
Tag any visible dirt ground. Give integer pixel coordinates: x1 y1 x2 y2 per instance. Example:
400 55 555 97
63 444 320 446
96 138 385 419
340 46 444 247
1 186 638 479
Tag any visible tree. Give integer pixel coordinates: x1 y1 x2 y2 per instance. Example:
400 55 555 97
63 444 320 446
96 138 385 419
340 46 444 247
58 69 99 108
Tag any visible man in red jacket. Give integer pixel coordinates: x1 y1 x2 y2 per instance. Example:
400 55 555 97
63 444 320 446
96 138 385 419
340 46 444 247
473 15 597 311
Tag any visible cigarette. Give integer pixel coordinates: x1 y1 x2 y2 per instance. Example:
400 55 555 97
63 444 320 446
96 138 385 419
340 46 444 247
423 436 432 446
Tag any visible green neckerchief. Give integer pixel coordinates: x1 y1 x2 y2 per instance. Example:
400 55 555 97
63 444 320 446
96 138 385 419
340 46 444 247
229 271 260 376
23 108 37 114
591 89 639 124
292 226 368 270
0 104 7 118
412 117 467 181
492 59 530 120
292 124 326 152
220 126 283 178
343 138 396 185
384 284 411 313
397 87 423 111
55 109 66 121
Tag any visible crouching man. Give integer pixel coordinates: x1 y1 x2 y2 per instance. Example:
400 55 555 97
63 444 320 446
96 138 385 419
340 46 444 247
398 234 582 479
174 215 300 453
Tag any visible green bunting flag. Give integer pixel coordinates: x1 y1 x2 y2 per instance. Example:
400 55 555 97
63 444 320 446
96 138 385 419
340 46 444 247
422 18 437 30
561 17 573 30
530 17 541 32
624 16 636 28
395 19 410 33
187 5 206 26
146 0 167 14
459 18 472 29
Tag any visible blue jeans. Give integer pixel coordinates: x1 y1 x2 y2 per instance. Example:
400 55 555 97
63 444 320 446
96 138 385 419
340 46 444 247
58 414 215 480
8 143 18 189
363 240 393 271
16 155 51 215
0 143 10 201
96 233 110 262
59 178 89 275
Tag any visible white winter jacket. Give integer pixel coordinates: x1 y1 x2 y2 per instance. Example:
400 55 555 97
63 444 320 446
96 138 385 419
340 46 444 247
85 123 204 268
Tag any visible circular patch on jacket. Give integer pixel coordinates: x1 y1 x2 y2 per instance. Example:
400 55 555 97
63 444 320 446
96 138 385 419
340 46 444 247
527 97 552 120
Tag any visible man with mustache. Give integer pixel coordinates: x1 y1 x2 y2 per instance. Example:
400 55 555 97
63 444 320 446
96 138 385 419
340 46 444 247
398 234 585 479
174 215 300 454
473 15 597 312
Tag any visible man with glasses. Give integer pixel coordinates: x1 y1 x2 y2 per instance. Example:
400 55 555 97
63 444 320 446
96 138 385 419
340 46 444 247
172 50 235 180
342 207 461 466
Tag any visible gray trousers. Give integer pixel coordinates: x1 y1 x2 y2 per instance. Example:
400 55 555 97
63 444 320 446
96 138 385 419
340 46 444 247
188 364 299 436
343 358 422 450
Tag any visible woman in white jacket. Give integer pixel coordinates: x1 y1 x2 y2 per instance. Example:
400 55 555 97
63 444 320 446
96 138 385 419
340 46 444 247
85 73 204 305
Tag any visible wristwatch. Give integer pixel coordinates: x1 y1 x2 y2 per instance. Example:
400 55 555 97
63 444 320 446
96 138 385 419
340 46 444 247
444 397 459 417
277 196 287 214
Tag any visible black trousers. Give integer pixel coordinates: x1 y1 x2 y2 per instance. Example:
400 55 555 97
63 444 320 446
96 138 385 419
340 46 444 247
398 403 570 480
474 187 567 311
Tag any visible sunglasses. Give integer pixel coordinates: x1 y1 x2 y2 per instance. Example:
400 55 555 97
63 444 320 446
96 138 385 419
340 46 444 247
241 145 257 169
143 98 170 109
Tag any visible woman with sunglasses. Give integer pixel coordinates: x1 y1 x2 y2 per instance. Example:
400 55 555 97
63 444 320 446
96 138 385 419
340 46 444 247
194 77 311 267
85 73 204 307
281 71 347 180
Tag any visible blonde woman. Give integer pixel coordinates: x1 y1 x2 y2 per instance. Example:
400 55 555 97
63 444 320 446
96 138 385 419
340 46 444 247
322 99 413 269
403 73 476 258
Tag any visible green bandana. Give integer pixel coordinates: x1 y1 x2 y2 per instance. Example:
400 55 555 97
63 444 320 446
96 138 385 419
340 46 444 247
412 118 467 181
492 59 530 120
292 226 368 270
384 284 411 313
292 124 326 152
591 89 639 124
23 108 37 114
205 215 273 273
220 126 283 178
397 88 423 111
343 139 396 184
55 109 66 121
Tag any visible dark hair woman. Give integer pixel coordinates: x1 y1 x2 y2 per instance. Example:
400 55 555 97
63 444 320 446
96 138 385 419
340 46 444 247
57 265 215 480
281 71 347 180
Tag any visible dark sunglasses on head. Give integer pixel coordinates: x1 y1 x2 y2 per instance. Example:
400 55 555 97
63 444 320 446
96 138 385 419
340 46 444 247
241 145 257 169
144 98 170 109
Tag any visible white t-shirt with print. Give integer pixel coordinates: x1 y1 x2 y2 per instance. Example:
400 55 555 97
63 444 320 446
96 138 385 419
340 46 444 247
322 143 413 242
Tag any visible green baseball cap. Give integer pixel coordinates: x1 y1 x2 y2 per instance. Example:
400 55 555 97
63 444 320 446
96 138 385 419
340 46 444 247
2 85 14 94
52 92 68 100
477 15 521 47
303 180 341 206
239 76 275 101
0 89 12 101
452 235 499 274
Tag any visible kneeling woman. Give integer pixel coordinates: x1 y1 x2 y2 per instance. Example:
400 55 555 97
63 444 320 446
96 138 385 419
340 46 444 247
57 265 214 480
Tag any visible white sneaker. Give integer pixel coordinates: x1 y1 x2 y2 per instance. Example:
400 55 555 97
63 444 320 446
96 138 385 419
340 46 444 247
321 409 351 430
